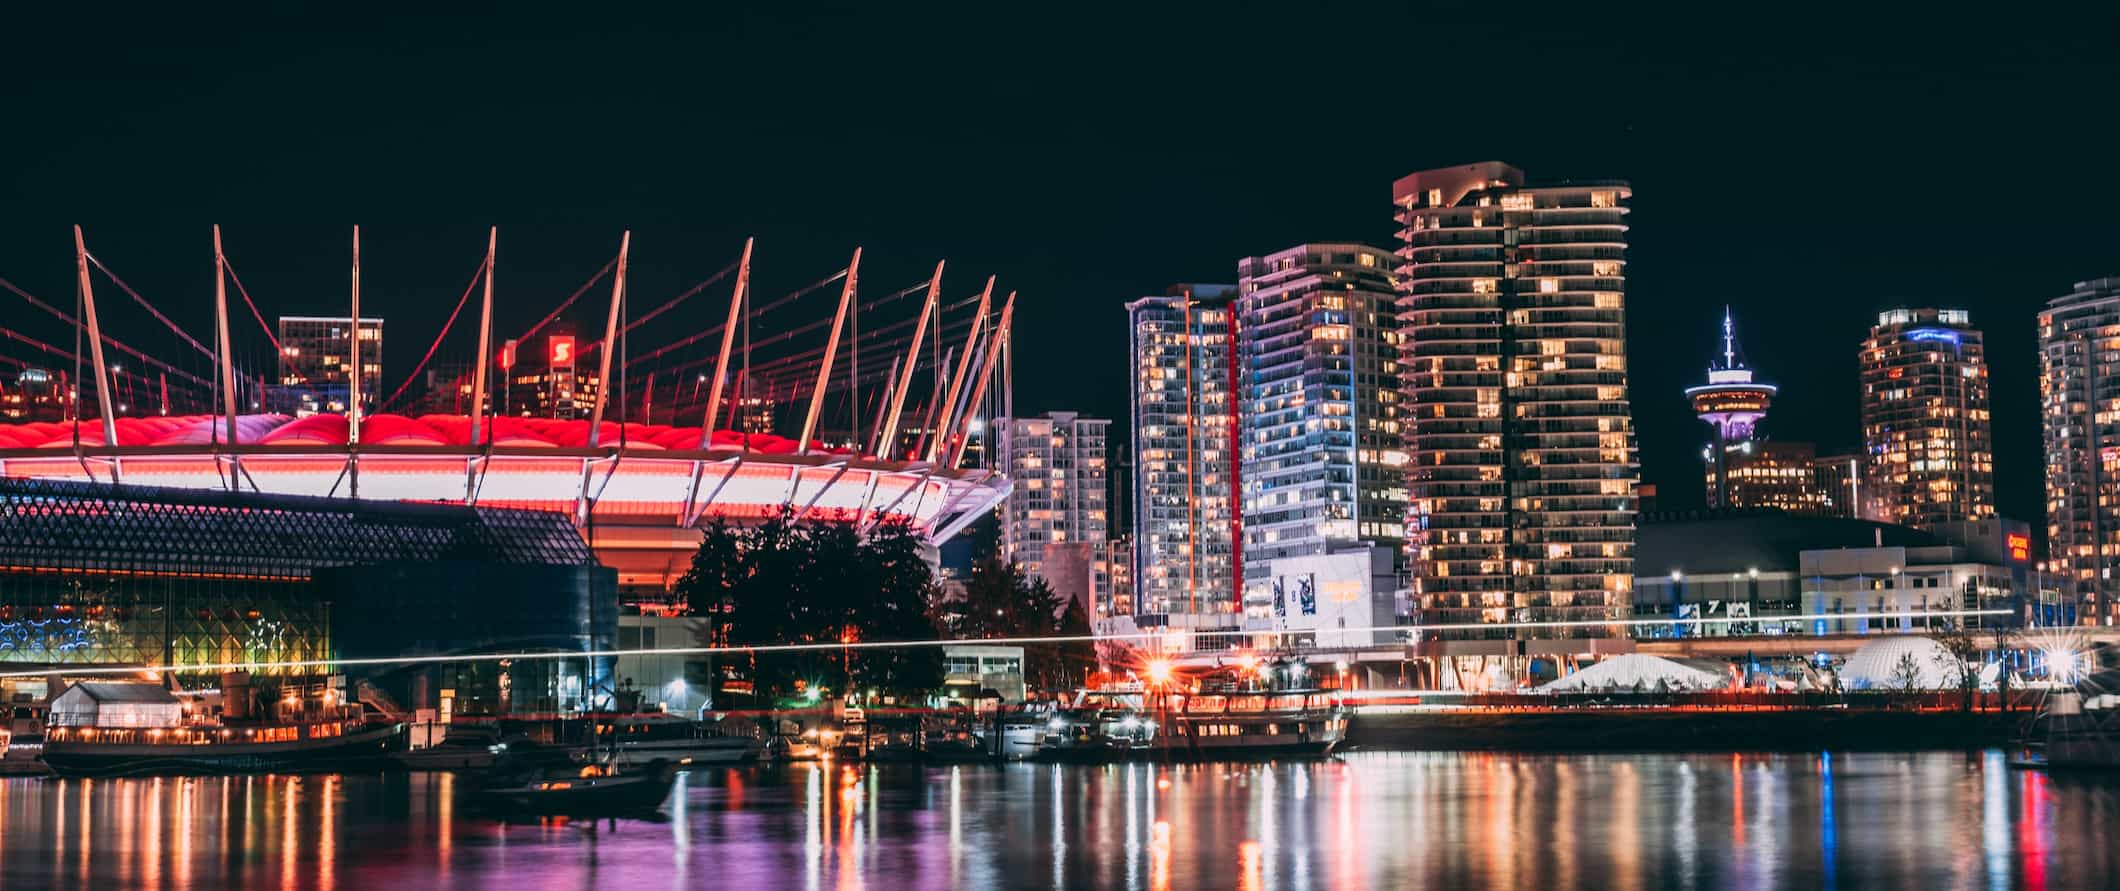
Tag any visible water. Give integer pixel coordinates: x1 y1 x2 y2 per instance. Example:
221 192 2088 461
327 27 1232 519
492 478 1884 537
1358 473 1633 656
1 751 2115 890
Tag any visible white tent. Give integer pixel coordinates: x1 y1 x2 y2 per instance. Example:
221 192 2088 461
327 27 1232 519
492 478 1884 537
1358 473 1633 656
1539 653 1731 693
1841 636 1959 690
47 681 184 729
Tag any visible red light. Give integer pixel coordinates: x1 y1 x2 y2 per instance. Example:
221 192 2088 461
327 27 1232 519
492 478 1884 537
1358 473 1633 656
548 336 575 367
2007 533 2030 563
499 339 518 370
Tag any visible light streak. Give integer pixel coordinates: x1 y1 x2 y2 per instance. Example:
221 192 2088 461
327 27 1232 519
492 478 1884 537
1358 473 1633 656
0 609 2012 678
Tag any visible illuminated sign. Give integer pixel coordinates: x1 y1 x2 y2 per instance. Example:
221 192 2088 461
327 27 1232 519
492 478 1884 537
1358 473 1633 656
2007 532 2031 563
548 335 575 368
499 339 518 370
1906 328 1961 346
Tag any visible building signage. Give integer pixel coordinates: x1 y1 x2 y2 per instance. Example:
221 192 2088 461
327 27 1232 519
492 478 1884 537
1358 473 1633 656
2007 532 2031 563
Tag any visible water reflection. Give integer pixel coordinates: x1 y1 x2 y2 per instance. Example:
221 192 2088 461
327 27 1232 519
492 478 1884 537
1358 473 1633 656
0 752 2114 889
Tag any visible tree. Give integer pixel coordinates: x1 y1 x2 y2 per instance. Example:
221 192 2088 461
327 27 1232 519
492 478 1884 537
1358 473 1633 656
933 535 1093 694
1929 621 1982 711
675 509 944 704
1889 651 1925 695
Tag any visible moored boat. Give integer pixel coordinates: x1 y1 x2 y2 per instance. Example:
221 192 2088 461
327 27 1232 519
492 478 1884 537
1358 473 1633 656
39 679 398 777
1033 660 1347 762
605 713 763 769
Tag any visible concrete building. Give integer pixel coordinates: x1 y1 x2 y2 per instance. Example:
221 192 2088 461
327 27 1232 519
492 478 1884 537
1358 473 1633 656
1859 308 1994 530
1392 162 1639 666
995 412 1110 611
2039 277 2120 626
1126 286 1242 635
1632 511 2027 641
273 316 383 416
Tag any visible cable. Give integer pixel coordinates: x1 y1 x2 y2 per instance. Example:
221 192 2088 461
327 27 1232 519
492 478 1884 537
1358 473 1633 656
378 255 487 411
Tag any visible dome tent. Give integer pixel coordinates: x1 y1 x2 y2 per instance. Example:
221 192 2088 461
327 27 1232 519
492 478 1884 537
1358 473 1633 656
1539 653 1731 693
1840 636 1960 690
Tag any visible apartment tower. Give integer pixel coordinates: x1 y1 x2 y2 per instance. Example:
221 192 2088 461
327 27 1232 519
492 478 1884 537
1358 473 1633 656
1392 161 1638 676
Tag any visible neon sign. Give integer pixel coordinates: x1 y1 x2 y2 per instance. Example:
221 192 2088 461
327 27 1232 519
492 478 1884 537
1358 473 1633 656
548 335 575 368
2007 532 2031 563
1906 328 1961 346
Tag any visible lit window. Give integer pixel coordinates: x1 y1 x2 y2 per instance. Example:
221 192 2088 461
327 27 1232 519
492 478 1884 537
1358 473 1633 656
1539 279 1559 294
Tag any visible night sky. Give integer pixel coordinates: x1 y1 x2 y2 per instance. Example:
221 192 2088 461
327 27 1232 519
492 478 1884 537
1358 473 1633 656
5 4 2117 531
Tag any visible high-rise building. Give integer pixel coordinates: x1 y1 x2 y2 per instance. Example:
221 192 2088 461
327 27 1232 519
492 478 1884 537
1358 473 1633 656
1859 308 1994 530
2039 277 2120 625
273 316 383 415
1392 161 1638 669
1233 244 1406 645
1235 243 1406 564
995 412 1110 612
1126 285 1241 629
1687 309 1776 508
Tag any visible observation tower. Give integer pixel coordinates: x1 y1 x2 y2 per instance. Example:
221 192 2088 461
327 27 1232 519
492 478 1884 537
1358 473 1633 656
1685 308 1775 508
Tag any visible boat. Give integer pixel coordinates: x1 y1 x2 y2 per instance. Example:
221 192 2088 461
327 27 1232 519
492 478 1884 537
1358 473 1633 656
38 678 399 777
605 712 763 768
920 712 991 763
995 710 1051 761
1034 662 1347 762
470 750 677 815
1 702 51 777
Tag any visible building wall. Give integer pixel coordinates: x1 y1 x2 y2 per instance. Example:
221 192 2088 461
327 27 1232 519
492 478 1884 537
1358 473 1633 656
1798 546 2017 634
1393 162 1638 644
1241 546 1400 649
1236 244 1406 573
995 412 1109 601
1859 308 1994 530
1127 287 1241 627
2039 277 2120 625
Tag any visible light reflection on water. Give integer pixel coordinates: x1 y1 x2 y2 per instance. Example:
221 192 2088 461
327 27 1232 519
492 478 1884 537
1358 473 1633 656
0 751 2115 890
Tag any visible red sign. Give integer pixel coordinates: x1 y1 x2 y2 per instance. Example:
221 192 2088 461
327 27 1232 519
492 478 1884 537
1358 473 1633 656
498 339 518 370
2006 532 2031 563
548 335 575 368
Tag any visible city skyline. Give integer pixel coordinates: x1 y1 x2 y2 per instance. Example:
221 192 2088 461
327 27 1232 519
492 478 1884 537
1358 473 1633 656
6 6 2110 538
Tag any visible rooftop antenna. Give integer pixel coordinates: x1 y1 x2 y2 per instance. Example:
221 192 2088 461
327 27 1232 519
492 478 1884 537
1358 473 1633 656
1722 305 1737 370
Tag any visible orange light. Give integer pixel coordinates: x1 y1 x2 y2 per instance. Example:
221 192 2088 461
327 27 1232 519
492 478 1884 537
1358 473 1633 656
1146 659 1173 686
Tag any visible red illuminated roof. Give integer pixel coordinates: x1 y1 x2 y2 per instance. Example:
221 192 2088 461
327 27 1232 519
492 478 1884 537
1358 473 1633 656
0 413 854 456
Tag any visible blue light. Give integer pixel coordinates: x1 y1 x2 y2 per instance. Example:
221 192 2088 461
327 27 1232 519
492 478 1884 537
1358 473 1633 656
1906 328 1961 346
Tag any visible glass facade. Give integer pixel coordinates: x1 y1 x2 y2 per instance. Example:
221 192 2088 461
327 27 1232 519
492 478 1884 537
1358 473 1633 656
0 478 596 677
1127 287 1240 622
1236 244 1406 567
